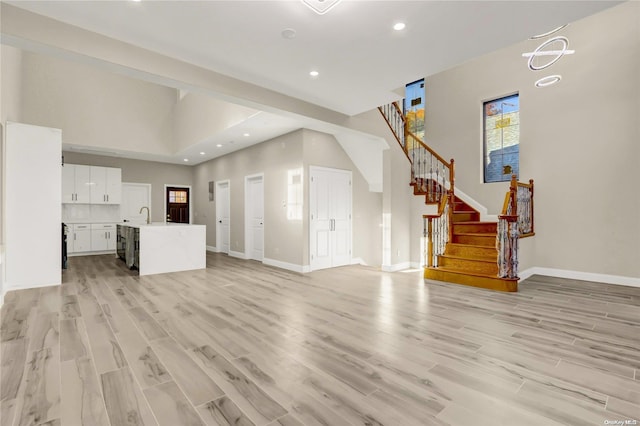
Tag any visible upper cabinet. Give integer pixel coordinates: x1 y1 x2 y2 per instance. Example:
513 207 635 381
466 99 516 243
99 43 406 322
62 164 121 204
61 164 91 203
90 166 122 204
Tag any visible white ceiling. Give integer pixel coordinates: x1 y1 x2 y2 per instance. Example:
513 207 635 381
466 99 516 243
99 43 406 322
4 0 621 177
8 0 621 116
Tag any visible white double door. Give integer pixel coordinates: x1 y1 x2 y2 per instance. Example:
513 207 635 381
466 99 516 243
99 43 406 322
310 167 352 271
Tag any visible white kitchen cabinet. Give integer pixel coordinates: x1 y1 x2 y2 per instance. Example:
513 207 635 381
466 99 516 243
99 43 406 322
90 166 122 205
70 224 91 253
91 224 117 251
62 164 91 203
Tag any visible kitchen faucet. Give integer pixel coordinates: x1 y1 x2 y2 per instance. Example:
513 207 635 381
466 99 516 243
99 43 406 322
139 206 151 224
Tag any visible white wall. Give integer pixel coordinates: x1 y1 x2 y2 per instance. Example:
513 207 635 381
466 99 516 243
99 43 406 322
1 45 25 303
20 52 176 155
420 2 640 278
173 92 260 152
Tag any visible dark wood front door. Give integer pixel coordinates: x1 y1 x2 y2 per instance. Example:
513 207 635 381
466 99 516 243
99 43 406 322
166 187 190 223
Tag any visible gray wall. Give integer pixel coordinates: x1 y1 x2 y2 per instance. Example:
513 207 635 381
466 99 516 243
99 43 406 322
62 152 193 223
193 130 304 265
420 1 640 277
193 128 383 268
302 129 383 267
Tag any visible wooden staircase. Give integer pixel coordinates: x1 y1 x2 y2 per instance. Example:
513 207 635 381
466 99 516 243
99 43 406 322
425 195 518 292
380 101 533 293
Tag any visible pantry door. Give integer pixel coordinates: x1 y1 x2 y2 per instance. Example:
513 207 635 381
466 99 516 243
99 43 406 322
309 166 352 271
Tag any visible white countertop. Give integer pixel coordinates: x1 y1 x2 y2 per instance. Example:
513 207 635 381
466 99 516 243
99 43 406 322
119 222 205 229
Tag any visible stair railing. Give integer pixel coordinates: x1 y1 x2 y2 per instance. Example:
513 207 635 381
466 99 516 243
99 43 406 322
423 195 450 268
497 175 535 278
379 101 455 205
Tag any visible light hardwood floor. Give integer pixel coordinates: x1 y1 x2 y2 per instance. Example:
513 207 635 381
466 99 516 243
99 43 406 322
2 253 639 426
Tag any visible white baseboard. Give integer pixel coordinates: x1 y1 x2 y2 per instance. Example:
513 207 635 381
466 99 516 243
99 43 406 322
519 267 640 288
382 262 412 272
351 257 367 266
206 245 218 253
263 258 309 273
0 291 4 309
3 281 61 294
229 250 248 260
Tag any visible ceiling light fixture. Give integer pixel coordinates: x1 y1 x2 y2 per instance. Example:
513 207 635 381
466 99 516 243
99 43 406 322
524 36 574 71
530 24 568 40
183 158 189 162
200 152 205 155
393 22 406 31
309 70 319 77
535 75 562 88
301 0 342 15
216 144 222 148
243 133 250 137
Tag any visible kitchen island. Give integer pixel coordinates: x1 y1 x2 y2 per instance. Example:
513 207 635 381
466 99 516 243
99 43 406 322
117 223 206 276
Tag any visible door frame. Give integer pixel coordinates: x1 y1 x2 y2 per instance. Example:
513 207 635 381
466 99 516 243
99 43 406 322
244 173 265 261
215 180 231 253
309 165 353 272
163 184 192 224
121 183 152 223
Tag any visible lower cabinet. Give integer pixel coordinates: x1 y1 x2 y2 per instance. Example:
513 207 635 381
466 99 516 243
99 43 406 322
91 224 116 251
69 223 117 255
69 224 91 253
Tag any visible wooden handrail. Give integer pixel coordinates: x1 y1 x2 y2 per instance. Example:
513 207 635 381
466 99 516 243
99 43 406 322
406 130 452 168
501 174 534 236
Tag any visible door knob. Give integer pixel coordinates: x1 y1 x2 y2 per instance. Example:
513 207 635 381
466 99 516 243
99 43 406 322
218 220 222 223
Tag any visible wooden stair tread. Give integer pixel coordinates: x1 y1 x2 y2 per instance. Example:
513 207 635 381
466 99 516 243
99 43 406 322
453 232 496 237
452 221 497 225
424 267 518 292
447 242 495 249
439 254 496 263
426 266 508 278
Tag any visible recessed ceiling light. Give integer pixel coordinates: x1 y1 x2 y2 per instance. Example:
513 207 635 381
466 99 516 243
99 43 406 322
535 75 562 88
183 158 189 162
309 70 319 77
281 28 296 39
216 144 222 148
199 152 205 155
393 22 406 31
243 133 250 137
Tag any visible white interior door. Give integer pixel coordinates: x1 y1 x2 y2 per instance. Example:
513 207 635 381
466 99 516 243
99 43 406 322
216 181 230 254
245 175 264 261
331 171 352 267
310 167 352 271
121 183 151 223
